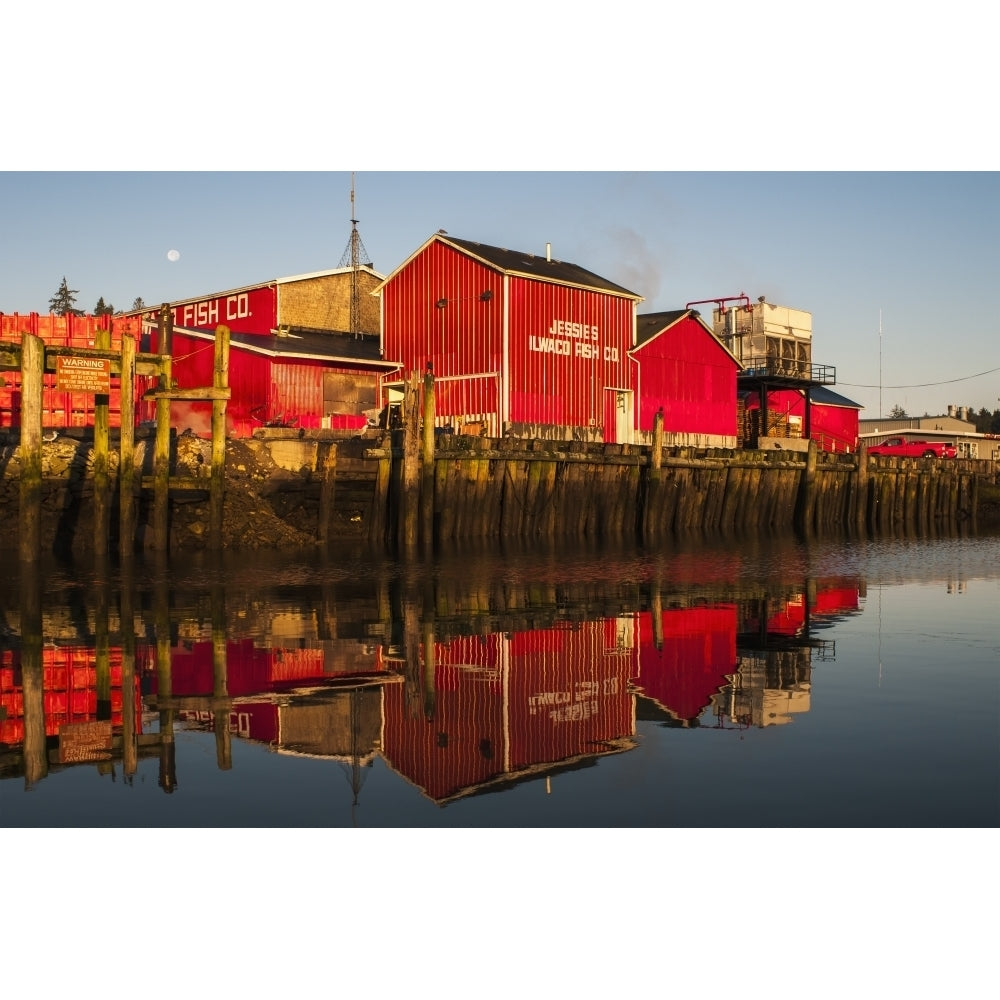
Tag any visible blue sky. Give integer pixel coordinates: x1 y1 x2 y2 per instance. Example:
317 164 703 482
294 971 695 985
2 171 996 419
3 5 996 420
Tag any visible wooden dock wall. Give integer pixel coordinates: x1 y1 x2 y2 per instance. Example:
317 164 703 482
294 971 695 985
393 436 991 544
0 431 993 553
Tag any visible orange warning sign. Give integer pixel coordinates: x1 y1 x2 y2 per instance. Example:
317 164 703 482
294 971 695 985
55 355 111 393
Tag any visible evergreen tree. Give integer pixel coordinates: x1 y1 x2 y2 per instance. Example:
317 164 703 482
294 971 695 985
132 296 146 311
49 276 84 316
888 404 908 418
94 296 115 316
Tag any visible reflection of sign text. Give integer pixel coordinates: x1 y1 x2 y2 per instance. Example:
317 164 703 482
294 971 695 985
527 677 619 722
55 355 111 393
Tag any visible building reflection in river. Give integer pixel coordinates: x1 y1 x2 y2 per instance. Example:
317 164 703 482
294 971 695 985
0 572 863 801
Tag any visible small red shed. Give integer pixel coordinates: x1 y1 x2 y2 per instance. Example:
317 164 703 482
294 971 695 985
163 324 398 437
375 234 644 441
125 267 397 437
740 384 861 453
632 309 742 448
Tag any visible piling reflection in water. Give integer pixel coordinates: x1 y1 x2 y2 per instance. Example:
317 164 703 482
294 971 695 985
0 547 864 802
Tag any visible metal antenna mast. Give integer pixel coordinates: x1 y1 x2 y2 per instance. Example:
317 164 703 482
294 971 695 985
338 172 373 337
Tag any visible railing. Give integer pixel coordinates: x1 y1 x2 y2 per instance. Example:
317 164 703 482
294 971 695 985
739 358 837 384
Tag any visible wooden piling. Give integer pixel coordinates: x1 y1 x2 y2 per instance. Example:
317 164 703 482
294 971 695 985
421 366 436 547
154 557 176 792
151 304 173 552
368 437 391 546
19 562 46 787
212 577 232 770
399 373 421 550
319 443 338 544
95 563 111 720
18 333 44 563
209 324 229 547
93 326 111 555
119 332 137 556
119 560 138 778
794 439 818 533
854 444 870 534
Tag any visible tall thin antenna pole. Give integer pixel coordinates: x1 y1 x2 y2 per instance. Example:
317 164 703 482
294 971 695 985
878 309 883 419
338 172 373 337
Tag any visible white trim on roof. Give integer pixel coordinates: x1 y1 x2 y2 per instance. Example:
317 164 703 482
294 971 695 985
275 264 384 284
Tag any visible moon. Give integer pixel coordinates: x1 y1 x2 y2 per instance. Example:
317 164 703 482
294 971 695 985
166 249 180 262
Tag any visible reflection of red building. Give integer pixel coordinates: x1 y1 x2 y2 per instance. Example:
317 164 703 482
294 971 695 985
381 620 638 803
154 637 388 697
630 605 738 723
0 646 140 744
744 582 861 638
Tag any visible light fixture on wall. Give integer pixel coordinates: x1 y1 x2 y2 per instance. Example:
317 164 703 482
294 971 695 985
480 290 493 302
436 298 447 309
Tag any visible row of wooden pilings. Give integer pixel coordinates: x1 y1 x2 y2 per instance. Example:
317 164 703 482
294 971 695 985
378 371 987 549
7 311 231 564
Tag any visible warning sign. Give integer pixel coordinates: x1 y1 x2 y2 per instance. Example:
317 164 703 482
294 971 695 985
55 354 111 393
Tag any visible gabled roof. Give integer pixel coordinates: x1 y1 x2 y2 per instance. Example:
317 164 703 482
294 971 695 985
737 385 863 409
119 264 384 318
808 385 862 409
169 325 399 368
375 233 643 300
634 308 743 368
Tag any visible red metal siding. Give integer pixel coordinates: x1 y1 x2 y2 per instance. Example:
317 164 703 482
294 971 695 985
508 278 634 432
632 316 738 436
505 620 636 770
382 241 503 383
380 633 506 802
150 285 277 337
0 313 156 429
632 605 738 722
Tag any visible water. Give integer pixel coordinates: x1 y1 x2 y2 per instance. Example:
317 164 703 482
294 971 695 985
1 531 998 828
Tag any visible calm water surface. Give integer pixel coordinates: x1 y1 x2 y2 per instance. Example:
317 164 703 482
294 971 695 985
2 531 997 827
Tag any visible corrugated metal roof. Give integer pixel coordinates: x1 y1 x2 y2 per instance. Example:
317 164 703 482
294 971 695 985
635 308 742 367
375 233 643 300
443 236 642 298
807 386 862 409
172 326 399 368
738 385 863 409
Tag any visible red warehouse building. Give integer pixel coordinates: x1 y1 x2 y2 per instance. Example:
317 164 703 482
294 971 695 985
126 266 397 437
375 234 644 442
632 310 742 448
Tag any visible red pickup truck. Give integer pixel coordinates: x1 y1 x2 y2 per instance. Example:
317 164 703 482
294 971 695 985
867 438 957 458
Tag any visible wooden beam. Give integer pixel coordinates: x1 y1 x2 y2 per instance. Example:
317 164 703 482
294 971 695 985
209 325 230 547
142 386 231 401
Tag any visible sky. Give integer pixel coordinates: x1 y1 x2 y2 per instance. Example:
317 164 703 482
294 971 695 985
3 2 996 423
3 171 996 419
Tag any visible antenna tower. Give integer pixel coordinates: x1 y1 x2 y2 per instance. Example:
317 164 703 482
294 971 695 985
338 173 373 337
